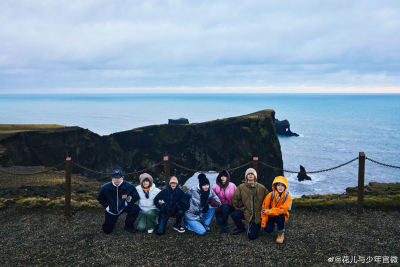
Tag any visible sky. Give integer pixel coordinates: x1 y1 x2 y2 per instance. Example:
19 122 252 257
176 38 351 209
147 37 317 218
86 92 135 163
1 0 400 94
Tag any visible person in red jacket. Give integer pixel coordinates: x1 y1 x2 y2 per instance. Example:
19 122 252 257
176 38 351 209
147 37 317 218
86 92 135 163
260 176 292 244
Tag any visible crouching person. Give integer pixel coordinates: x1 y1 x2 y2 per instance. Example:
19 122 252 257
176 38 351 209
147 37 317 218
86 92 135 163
261 176 292 244
231 168 269 240
154 176 190 235
212 170 237 233
185 174 221 235
97 169 140 234
136 173 161 233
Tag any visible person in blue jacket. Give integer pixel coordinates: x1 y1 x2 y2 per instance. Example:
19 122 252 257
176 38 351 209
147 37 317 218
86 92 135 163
153 176 190 235
97 169 140 234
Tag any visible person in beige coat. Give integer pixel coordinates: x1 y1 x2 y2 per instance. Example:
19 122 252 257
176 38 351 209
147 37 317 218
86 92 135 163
230 168 269 240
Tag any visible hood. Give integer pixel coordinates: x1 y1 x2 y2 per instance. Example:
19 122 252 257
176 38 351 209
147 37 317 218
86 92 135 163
167 176 179 193
139 173 153 188
216 170 231 188
272 176 288 196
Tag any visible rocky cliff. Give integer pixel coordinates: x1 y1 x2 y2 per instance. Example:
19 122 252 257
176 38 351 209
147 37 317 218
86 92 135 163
0 109 283 188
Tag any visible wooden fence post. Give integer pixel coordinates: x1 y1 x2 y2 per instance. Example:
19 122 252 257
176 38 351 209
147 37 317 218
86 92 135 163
164 156 170 187
65 157 71 217
253 157 259 177
357 152 366 214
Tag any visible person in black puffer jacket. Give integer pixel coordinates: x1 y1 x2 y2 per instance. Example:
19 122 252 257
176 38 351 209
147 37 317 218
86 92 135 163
97 169 140 234
153 176 190 235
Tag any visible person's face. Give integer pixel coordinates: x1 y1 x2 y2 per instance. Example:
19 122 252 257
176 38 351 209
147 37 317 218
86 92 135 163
142 179 150 188
247 173 255 182
202 184 210 191
221 176 227 183
112 176 124 185
170 182 177 190
276 183 285 193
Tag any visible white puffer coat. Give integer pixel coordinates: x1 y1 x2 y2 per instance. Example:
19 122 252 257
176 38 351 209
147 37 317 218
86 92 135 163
136 184 161 213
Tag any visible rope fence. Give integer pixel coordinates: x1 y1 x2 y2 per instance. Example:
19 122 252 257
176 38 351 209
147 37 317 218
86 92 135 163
259 157 359 174
0 153 399 216
366 157 400 169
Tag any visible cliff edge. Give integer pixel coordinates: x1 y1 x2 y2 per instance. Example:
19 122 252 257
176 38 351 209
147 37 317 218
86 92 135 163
0 109 283 187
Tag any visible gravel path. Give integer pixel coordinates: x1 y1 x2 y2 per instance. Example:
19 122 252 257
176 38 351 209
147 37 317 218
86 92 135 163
1 207 399 266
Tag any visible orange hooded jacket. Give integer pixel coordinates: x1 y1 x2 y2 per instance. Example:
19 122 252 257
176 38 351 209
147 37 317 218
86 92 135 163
260 176 292 228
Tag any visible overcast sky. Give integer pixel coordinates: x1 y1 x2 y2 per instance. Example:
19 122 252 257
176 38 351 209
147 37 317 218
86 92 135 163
1 0 400 93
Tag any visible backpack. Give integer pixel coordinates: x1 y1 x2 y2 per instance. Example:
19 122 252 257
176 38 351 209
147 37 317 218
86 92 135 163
270 191 292 210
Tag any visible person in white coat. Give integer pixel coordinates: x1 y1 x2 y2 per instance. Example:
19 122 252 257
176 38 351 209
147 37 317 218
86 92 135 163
136 173 161 233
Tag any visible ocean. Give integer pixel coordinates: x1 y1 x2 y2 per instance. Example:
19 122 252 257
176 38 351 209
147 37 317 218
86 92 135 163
1 94 399 198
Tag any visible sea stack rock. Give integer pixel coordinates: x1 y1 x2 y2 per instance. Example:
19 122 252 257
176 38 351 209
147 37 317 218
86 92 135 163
297 165 312 181
274 119 299 136
168 118 189 125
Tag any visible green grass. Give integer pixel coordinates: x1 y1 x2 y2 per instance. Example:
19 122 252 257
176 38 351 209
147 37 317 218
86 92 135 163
293 182 400 211
0 124 67 139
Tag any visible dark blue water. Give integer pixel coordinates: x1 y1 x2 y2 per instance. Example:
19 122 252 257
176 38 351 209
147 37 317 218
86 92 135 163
1 94 399 197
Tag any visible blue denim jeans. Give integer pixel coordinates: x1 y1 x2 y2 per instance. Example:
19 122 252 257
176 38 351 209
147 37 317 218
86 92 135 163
215 204 231 226
264 214 285 233
185 208 215 235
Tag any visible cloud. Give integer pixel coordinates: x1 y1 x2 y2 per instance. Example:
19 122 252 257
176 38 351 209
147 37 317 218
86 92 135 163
1 0 400 93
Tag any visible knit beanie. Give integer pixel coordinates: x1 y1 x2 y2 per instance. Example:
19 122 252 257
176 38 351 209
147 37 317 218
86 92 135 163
198 173 210 187
245 168 258 181
169 176 178 184
139 173 153 187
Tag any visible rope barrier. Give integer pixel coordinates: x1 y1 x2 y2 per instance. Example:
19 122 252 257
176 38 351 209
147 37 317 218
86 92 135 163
0 161 65 175
71 160 164 176
259 157 359 174
0 156 397 178
366 157 400 169
169 160 253 174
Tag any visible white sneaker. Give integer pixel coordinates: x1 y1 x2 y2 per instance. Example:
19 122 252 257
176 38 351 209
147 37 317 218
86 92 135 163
148 229 154 234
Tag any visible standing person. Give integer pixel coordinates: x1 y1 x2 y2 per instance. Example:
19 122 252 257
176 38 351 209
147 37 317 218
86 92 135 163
211 170 237 233
261 176 292 244
185 174 221 235
97 169 140 234
136 173 161 233
231 168 269 240
153 176 190 235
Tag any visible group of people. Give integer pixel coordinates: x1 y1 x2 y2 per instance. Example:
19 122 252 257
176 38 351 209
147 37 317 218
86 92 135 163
97 167 292 243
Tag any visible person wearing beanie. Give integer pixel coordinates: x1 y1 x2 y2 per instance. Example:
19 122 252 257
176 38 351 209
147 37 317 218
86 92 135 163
153 176 190 235
97 169 140 234
135 173 161 234
230 168 269 240
184 173 222 235
261 176 292 244
211 170 237 233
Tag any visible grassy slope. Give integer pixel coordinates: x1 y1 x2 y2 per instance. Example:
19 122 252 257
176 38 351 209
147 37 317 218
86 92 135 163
0 124 67 140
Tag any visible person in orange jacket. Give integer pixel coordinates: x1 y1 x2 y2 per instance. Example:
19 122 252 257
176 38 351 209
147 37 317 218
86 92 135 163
260 176 292 244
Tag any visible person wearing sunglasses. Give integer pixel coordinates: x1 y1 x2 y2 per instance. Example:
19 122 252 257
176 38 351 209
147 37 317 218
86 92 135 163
136 173 161 233
97 169 140 234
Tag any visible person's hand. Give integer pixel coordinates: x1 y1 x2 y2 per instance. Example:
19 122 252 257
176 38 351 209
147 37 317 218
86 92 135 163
262 208 270 215
158 200 163 204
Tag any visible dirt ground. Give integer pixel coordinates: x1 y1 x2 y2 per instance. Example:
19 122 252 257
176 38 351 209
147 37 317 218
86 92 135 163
1 207 399 267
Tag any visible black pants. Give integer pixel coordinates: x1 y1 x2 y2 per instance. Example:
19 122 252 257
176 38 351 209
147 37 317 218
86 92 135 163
157 210 184 234
102 204 140 234
231 210 261 240
215 204 232 226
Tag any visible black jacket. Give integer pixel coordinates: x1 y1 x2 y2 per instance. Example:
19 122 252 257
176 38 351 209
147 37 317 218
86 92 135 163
97 180 139 214
154 176 190 215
